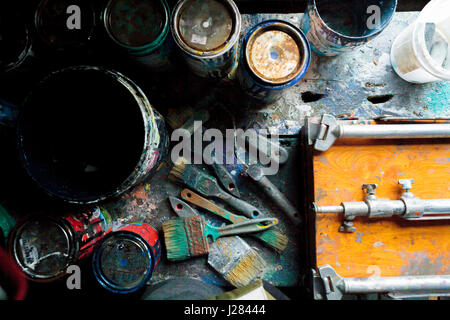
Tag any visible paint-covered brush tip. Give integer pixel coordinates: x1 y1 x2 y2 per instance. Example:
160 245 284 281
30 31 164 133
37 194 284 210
162 219 191 261
162 216 210 261
224 252 266 288
257 229 288 252
208 236 267 288
169 157 188 183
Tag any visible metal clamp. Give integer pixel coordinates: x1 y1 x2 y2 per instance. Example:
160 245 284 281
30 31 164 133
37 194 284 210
313 265 450 300
314 179 450 232
307 114 450 151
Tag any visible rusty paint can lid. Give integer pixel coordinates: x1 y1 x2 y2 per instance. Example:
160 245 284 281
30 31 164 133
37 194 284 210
172 0 241 56
104 0 169 50
9 216 77 282
35 0 96 50
92 231 154 294
245 21 310 85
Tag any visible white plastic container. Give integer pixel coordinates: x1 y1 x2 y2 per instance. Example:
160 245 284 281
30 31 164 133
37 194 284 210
391 0 450 83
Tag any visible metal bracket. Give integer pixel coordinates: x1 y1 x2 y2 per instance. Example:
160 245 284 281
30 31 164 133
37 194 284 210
313 265 345 300
307 114 450 152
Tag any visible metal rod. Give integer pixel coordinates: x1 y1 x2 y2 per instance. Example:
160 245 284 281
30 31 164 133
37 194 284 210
341 124 450 139
341 275 450 294
315 205 344 213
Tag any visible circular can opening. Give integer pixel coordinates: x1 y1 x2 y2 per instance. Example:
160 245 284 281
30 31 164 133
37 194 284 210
245 21 309 85
105 0 168 49
93 231 153 294
10 217 76 281
314 0 397 39
18 67 146 204
0 7 31 71
35 0 96 50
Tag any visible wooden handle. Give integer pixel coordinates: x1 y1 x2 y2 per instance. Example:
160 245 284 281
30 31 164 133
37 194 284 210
180 189 246 224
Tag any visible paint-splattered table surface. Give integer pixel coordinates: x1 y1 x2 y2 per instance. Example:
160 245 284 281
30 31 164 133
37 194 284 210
1 12 448 291
101 12 449 288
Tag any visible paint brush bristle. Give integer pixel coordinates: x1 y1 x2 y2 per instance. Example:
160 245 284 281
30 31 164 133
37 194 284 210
162 219 191 261
169 158 188 183
256 229 288 252
208 236 267 288
224 251 266 288
162 216 209 261
166 107 194 130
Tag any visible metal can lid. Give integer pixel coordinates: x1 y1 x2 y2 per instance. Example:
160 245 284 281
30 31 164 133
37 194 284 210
177 0 234 52
245 22 305 85
10 217 76 281
35 0 96 50
105 0 168 48
93 231 153 293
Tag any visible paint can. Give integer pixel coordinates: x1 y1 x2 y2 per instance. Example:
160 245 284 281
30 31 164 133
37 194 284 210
8 207 112 282
171 0 241 78
237 20 311 104
301 0 397 56
0 204 15 247
103 0 174 71
92 223 161 294
34 0 97 51
0 5 34 72
17 66 169 204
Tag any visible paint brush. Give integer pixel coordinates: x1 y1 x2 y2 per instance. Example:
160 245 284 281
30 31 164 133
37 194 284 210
245 164 302 226
208 236 266 288
162 216 278 261
166 108 210 134
169 158 263 219
179 189 288 252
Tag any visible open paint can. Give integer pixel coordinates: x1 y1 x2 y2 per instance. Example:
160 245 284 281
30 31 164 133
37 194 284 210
0 204 15 247
92 223 161 294
301 0 397 56
0 5 33 72
17 66 168 204
103 0 174 71
34 0 97 51
171 0 241 78
8 207 112 282
237 20 311 104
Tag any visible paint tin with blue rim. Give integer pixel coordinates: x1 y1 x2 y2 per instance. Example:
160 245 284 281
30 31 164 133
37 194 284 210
92 223 161 294
237 20 311 104
301 0 397 56
171 0 241 79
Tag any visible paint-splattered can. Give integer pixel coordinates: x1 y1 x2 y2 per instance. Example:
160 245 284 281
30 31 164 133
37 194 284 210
301 0 397 56
8 207 112 282
17 66 169 204
0 5 34 73
34 0 97 51
237 20 311 104
0 204 15 247
92 223 161 294
103 0 174 71
171 0 241 78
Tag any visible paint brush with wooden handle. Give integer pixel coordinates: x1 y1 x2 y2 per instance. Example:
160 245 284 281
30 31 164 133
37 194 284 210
245 164 302 226
167 197 269 288
208 236 266 288
179 189 288 251
162 216 278 261
170 158 263 218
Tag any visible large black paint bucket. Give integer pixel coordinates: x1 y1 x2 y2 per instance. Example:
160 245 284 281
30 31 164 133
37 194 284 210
17 66 168 204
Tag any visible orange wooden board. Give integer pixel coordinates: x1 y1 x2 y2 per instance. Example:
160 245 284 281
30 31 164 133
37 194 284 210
313 139 450 278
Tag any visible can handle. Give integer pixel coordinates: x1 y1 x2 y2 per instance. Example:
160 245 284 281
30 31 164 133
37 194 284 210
0 99 19 128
